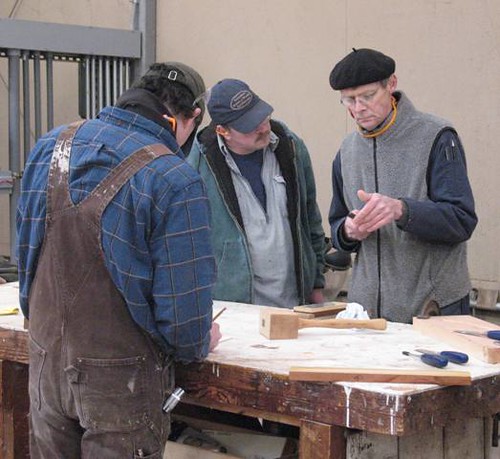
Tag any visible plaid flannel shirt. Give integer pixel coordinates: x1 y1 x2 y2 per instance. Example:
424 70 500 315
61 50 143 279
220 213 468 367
17 106 215 362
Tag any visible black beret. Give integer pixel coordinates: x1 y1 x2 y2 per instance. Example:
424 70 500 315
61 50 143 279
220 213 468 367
329 48 395 90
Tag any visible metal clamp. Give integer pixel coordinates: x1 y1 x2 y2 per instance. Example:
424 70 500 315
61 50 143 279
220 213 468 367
162 387 185 413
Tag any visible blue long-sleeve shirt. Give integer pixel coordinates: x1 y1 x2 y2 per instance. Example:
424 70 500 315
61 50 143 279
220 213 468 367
329 128 477 251
17 106 216 363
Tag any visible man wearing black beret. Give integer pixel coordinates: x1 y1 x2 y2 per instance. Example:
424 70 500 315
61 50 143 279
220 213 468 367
328 48 478 323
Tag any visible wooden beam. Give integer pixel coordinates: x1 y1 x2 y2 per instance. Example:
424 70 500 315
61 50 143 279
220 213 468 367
289 367 471 386
0 360 29 459
300 419 345 459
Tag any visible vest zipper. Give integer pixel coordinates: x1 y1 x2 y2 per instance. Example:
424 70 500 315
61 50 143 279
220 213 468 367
373 138 382 318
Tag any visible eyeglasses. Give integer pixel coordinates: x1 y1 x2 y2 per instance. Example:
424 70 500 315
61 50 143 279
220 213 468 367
340 87 381 108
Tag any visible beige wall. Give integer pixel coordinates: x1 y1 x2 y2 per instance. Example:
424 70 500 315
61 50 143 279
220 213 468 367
1 0 499 287
157 0 500 288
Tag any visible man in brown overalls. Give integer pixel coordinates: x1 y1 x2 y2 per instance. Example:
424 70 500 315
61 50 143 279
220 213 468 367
17 62 221 458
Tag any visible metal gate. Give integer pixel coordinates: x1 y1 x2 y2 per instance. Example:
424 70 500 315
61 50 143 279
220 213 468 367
0 0 156 262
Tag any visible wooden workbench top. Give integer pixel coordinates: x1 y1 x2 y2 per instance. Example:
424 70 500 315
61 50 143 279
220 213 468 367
2 282 500 437
208 301 498 392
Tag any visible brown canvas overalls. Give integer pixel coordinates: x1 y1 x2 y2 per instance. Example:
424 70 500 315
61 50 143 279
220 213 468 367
27 122 174 458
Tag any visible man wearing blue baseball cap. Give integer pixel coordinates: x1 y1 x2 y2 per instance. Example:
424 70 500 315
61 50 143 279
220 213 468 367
188 78 326 308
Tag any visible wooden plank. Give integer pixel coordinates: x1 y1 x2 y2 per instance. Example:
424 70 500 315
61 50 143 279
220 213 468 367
484 416 499 459
164 441 242 458
413 315 500 364
348 418 489 458
293 302 346 318
289 367 471 386
399 426 443 459
442 417 484 459
0 360 29 459
300 419 345 459
0 328 29 365
346 430 397 459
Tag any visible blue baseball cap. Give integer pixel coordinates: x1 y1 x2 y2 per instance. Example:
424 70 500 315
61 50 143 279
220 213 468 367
207 79 273 133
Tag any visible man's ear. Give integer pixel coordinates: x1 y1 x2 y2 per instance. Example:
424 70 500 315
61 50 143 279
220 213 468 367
215 125 229 138
191 107 202 120
388 74 398 93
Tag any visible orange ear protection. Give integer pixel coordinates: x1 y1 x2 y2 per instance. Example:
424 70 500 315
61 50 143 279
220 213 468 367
164 115 177 133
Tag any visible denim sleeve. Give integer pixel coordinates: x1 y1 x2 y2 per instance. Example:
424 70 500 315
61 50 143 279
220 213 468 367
397 129 478 243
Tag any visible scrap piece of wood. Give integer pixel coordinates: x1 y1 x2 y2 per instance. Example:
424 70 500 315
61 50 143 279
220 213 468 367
300 419 345 459
288 367 471 386
293 302 346 318
0 360 30 459
412 315 500 364
259 308 386 340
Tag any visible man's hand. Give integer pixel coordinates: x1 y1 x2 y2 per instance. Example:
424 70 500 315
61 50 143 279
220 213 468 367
309 288 325 304
343 189 404 240
209 322 222 352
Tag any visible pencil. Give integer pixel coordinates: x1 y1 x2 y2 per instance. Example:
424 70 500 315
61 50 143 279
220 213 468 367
212 307 227 322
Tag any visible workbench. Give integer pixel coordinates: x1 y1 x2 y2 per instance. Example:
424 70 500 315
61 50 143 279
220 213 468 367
1 282 499 458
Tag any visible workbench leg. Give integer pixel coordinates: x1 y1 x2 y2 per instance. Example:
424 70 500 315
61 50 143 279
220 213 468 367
0 360 30 459
299 419 346 459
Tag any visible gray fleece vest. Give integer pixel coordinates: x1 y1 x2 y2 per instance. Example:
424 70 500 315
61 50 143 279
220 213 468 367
340 92 470 323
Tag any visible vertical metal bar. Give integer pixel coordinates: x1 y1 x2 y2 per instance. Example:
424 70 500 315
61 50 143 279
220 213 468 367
125 59 130 90
85 56 91 119
46 52 54 131
119 58 124 97
33 51 42 139
22 51 31 162
8 49 21 263
105 57 111 106
90 56 96 118
98 56 103 112
112 57 118 104
133 0 156 80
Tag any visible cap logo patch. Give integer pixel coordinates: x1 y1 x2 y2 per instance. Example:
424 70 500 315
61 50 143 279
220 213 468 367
230 90 253 111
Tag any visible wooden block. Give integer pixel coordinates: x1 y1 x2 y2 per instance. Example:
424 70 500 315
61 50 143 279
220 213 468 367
259 308 387 340
260 308 301 339
288 367 471 386
412 315 500 364
293 302 346 318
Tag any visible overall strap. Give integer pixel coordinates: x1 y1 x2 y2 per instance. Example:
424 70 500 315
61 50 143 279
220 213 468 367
81 143 174 221
46 120 86 215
